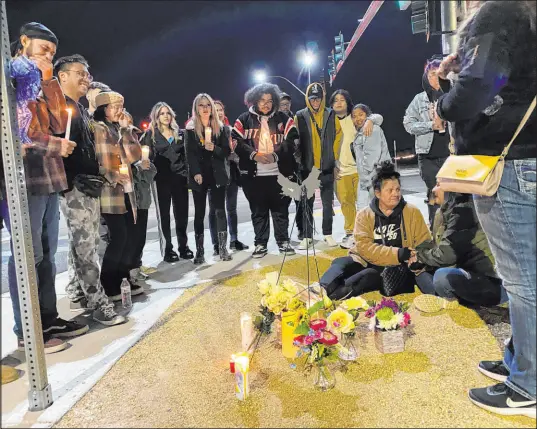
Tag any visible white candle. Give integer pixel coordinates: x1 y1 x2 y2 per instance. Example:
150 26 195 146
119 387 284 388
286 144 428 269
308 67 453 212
234 354 250 401
240 312 255 353
119 164 132 193
65 108 73 141
204 127 212 145
141 146 150 161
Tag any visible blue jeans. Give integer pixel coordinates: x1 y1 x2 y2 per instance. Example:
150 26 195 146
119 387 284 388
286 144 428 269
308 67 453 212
474 159 536 400
209 181 239 246
416 268 508 305
3 193 60 339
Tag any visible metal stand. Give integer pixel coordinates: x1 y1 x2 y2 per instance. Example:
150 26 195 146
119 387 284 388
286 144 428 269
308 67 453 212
440 0 458 54
0 1 53 411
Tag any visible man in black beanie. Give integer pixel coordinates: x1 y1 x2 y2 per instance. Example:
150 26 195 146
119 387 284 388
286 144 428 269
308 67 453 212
4 22 86 355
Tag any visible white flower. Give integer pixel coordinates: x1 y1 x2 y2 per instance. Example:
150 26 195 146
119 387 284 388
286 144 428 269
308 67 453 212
258 279 272 296
378 315 399 331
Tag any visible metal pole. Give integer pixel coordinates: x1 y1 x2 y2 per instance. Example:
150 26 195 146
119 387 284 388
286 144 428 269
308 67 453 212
269 75 306 96
0 0 53 411
308 68 311 85
393 140 398 171
440 0 459 54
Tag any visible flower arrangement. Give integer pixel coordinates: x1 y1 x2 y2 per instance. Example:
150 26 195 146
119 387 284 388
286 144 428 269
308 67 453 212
365 297 411 332
293 319 339 364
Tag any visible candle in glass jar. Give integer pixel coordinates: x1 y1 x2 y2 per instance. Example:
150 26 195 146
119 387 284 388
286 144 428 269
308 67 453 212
119 164 132 193
204 127 212 145
240 312 255 353
141 145 150 161
65 108 73 141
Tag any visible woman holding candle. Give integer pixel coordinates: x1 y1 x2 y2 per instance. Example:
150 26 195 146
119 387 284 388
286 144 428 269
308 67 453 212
185 93 232 264
93 91 145 300
141 102 193 263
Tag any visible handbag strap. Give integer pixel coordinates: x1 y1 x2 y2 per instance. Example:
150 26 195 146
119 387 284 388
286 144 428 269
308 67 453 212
500 96 537 159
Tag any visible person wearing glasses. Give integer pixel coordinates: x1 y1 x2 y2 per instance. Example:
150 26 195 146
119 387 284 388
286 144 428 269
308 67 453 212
232 83 298 259
185 93 232 264
54 55 125 325
279 92 293 118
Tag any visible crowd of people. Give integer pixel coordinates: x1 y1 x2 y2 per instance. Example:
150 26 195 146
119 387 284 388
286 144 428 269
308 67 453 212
0 0 534 419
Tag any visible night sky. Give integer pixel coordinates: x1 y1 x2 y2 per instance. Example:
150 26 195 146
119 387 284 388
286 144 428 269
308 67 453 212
6 0 440 152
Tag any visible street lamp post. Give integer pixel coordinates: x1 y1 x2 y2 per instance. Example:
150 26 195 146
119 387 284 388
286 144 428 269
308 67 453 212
253 71 306 96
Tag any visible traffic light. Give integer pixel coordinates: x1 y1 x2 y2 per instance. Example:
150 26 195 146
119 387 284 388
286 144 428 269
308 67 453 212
410 1 441 36
328 50 336 77
334 32 345 63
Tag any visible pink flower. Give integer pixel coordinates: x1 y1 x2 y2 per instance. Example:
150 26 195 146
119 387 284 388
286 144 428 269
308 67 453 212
304 335 315 345
309 319 327 331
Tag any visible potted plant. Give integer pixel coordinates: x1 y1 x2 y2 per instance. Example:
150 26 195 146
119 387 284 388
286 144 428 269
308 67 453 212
365 298 411 354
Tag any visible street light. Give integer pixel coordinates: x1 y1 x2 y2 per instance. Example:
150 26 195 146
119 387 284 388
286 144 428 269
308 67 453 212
301 51 316 85
252 69 306 96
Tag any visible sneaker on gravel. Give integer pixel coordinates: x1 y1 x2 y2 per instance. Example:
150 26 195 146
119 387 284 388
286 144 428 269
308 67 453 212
340 234 354 249
43 318 89 338
469 383 536 419
278 241 296 256
18 337 67 354
92 307 126 326
252 244 268 258
323 235 338 248
298 238 313 250
478 361 510 383
413 294 459 313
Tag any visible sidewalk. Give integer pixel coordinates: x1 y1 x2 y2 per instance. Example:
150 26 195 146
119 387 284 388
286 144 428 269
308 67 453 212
2 194 429 428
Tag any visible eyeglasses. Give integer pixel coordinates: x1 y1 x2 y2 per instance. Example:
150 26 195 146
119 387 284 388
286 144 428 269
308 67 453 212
64 69 93 82
259 99 273 106
198 104 212 110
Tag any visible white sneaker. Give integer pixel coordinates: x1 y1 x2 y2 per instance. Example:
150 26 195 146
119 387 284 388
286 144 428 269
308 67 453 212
340 234 354 249
298 238 313 250
324 235 338 248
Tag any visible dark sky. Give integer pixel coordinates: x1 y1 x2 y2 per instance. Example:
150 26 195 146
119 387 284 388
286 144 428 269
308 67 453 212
6 0 440 152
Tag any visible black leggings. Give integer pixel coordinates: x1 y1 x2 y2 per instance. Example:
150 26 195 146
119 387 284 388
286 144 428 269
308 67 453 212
156 175 189 253
320 256 382 300
101 197 137 296
192 184 226 236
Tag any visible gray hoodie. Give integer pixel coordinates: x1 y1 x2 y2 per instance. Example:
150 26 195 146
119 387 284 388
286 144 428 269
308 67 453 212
351 124 391 191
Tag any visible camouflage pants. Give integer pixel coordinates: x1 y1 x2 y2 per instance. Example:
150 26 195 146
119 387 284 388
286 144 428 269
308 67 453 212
60 187 113 311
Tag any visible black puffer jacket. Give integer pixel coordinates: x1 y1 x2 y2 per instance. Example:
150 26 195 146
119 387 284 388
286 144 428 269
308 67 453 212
437 1 536 159
141 127 187 180
184 125 231 191
415 192 498 278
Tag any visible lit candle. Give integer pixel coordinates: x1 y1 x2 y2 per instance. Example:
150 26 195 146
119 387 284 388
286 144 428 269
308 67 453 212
234 354 250 401
204 127 212 145
65 108 73 141
141 145 150 161
240 312 255 353
119 163 132 193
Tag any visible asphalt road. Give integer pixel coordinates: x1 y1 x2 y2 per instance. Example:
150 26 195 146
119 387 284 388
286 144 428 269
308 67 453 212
0 168 425 294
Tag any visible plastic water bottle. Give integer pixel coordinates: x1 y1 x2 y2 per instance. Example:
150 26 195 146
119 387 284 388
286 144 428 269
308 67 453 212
121 278 132 309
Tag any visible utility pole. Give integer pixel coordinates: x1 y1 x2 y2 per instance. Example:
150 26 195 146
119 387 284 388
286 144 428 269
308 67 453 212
440 1 458 54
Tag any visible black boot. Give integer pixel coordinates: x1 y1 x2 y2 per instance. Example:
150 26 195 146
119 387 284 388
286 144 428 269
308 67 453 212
218 231 232 261
213 244 219 257
193 234 205 265
179 246 194 260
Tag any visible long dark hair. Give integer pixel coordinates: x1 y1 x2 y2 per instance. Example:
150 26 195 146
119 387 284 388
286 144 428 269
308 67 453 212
329 89 354 115
92 105 107 122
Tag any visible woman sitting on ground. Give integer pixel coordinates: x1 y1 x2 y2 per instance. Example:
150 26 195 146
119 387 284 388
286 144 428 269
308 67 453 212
410 184 508 312
320 161 431 299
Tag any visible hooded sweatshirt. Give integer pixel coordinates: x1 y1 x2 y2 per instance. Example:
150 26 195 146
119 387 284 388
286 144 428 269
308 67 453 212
295 83 342 173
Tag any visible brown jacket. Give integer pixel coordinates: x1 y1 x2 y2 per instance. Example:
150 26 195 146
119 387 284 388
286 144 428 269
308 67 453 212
24 78 68 194
94 121 140 220
349 201 431 267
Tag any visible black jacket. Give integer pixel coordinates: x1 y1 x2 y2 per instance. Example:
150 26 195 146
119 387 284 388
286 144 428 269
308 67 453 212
184 125 230 191
416 192 498 279
60 97 100 192
141 128 187 180
231 107 299 178
437 1 536 159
